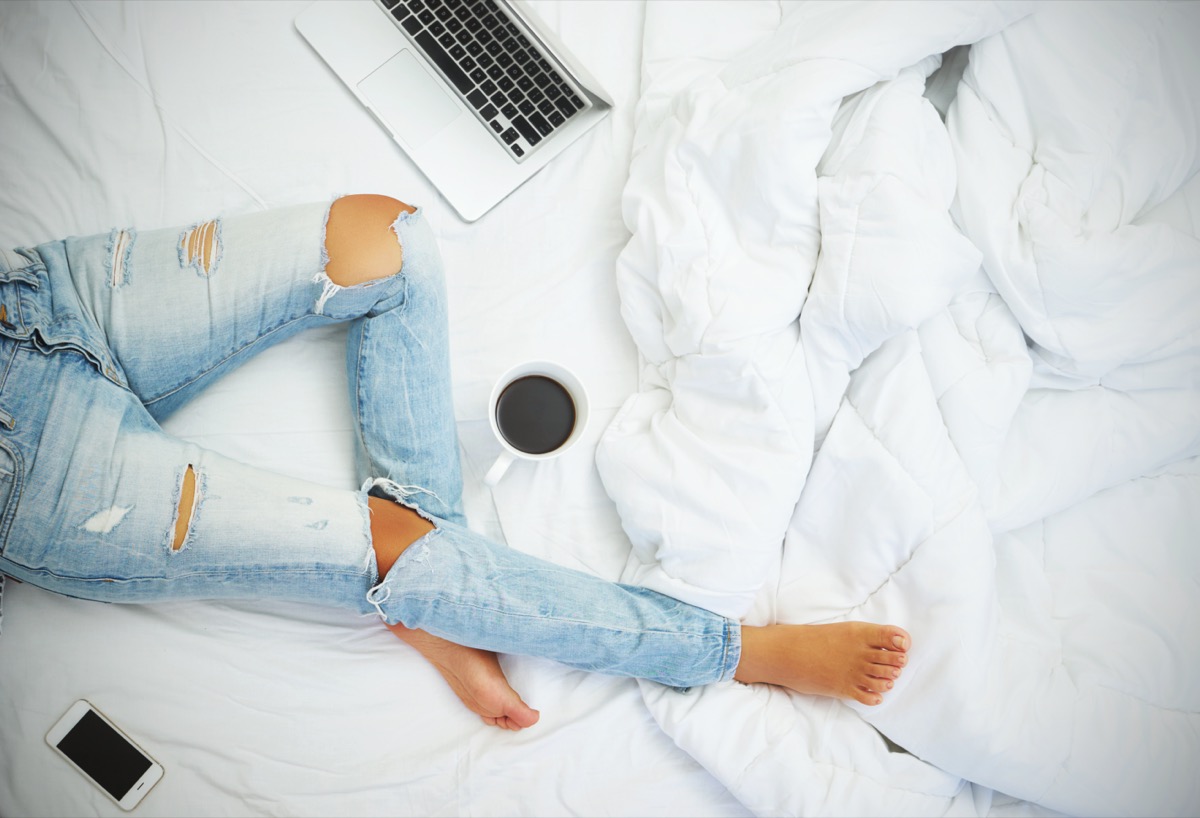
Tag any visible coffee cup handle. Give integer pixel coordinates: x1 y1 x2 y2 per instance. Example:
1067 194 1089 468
484 451 515 487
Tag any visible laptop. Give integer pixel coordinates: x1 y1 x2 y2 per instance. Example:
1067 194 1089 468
296 0 613 221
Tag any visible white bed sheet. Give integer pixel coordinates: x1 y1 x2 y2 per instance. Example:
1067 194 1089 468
4 2 1199 817
0 1 751 815
595 2 1199 816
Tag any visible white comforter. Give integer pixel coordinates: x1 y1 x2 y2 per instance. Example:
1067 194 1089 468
598 2 1200 815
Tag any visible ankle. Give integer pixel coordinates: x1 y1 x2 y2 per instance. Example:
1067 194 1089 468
732 626 773 686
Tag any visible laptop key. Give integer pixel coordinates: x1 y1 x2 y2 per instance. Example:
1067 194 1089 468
467 89 487 109
511 115 541 145
501 102 518 119
548 110 565 128
500 127 519 144
490 119 502 133
480 103 497 120
512 144 525 157
469 67 487 84
530 111 553 136
401 15 422 34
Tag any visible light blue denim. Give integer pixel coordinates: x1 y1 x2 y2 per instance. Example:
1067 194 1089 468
0 201 740 687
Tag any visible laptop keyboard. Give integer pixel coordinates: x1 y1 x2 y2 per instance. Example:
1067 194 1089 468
381 0 589 160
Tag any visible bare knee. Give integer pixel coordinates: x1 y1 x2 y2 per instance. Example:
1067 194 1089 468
324 194 416 287
368 496 435 578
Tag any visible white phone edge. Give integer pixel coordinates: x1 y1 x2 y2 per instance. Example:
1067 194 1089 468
45 699 164 811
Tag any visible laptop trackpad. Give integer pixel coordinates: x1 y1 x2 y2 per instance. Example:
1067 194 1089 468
358 49 460 148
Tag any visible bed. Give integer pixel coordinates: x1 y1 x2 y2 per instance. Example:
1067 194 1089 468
1 1 1196 816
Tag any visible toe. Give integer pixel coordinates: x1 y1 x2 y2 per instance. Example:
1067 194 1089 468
872 648 907 668
870 625 910 652
853 687 884 706
869 658 904 678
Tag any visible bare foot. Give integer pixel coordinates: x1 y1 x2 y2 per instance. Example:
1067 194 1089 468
387 624 541 730
734 622 910 706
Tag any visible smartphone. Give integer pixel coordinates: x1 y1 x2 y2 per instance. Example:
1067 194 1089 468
45 700 164 811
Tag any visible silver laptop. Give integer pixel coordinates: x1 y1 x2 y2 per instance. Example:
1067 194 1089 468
296 0 613 221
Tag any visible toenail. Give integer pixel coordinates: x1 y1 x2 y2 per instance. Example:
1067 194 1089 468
893 635 907 649
887 681 893 689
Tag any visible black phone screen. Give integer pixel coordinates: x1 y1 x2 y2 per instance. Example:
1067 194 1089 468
56 710 152 799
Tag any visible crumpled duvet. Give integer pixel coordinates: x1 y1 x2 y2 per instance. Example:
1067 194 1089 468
597 2 1200 815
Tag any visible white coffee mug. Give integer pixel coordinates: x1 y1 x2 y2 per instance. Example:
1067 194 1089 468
484 361 590 486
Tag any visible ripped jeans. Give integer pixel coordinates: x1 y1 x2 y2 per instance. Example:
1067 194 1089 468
0 202 739 689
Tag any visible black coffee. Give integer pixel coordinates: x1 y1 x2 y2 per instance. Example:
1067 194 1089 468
495 375 576 455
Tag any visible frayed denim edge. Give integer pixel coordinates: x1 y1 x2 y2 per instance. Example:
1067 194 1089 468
362 476 441 622
104 227 136 289
311 199 413 316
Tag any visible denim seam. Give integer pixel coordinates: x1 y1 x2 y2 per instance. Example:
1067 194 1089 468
720 617 738 683
141 313 322 408
7 565 371 584
350 322 371 481
0 340 18 397
0 437 24 550
401 590 723 639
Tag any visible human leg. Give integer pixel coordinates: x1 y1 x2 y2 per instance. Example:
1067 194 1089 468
323 198 912 708
0 340 377 612
366 505 911 705
45 193 461 525
4 199 909 725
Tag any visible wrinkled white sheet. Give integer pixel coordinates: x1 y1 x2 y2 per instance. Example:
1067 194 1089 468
598 2 1200 815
